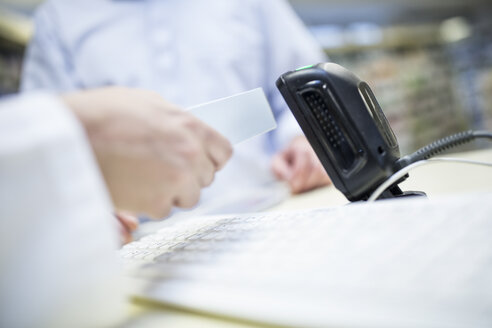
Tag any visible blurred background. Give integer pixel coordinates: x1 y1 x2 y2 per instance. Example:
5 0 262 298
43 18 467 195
1 0 492 154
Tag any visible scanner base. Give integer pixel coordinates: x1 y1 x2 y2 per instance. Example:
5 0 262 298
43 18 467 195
377 185 427 201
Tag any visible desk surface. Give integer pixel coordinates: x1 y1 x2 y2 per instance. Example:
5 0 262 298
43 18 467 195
122 149 492 328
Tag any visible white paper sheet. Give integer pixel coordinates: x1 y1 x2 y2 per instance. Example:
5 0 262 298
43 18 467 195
188 88 277 145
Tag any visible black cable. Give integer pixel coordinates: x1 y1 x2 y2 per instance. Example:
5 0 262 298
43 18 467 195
397 130 492 168
472 131 492 139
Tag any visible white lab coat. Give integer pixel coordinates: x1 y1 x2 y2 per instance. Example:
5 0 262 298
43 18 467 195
0 93 125 328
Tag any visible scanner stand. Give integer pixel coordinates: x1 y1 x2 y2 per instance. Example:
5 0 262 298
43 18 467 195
376 184 427 201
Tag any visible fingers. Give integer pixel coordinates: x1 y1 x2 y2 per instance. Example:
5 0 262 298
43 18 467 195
289 149 314 193
272 136 332 194
115 212 139 245
147 176 200 218
151 198 173 220
303 156 330 192
189 115 233 171
176 114 232 185
271 152 292 180
179 136 216 188
185 118 232 190
117 221 133 245
173 174 201 209
116 211 139 231
274 145 314 194
204 132 233 171
197 152 216 187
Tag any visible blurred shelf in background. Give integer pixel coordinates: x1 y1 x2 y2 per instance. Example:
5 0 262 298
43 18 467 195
0 1 35 95
289 0 492 26
289 0 492 154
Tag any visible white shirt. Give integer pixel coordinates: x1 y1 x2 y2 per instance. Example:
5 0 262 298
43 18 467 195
22 0 326 212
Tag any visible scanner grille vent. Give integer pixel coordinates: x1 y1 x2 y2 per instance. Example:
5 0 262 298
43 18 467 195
302 90 356 170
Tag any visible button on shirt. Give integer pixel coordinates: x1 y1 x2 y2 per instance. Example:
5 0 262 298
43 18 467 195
21 0 326 212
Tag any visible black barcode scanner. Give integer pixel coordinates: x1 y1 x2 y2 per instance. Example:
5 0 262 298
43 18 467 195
276 63 421 201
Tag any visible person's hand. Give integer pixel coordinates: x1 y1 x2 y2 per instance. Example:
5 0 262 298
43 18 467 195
271 135 331 194
115 212 138 244
62 87 233 219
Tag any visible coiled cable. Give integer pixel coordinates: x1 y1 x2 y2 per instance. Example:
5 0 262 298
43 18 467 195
397 130 492 168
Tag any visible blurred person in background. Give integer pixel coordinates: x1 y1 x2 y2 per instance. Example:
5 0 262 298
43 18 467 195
0 87 232 327
21 0 332 213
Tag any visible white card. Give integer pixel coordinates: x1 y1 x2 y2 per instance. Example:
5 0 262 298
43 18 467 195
188 88 277 145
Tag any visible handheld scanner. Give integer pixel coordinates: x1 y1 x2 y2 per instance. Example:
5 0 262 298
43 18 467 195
276 63 402 201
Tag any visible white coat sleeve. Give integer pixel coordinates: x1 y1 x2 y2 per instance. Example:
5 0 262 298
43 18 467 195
0 93 125 328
